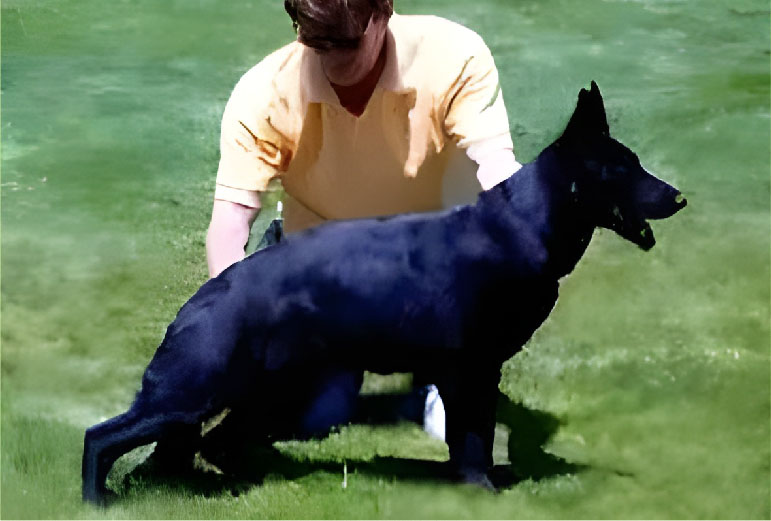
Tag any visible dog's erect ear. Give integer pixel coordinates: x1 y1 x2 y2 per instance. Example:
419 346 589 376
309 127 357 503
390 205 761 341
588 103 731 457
560 81 610 142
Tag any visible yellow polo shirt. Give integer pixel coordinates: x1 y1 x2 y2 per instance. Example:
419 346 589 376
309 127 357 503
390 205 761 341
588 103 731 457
215 13 515 232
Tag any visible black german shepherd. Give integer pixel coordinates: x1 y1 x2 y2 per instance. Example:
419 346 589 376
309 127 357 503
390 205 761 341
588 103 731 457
82 82 686 504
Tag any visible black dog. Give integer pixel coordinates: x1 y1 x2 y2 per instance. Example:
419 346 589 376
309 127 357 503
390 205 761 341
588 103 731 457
82 82 686 504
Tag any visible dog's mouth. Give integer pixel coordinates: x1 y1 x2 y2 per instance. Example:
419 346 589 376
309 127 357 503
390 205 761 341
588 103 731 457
630 220 656 251
611 215 656 251
615 192 687 251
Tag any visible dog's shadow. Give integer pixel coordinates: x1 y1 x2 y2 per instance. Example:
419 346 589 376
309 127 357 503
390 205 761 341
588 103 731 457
495 393 584 483
117 393 582 499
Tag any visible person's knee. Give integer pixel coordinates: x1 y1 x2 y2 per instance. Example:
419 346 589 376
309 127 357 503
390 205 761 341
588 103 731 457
298 369 363 437
256 218 284 250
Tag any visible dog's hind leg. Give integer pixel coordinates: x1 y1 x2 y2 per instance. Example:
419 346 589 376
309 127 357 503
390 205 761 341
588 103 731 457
82 404 205 504
81 379 223 507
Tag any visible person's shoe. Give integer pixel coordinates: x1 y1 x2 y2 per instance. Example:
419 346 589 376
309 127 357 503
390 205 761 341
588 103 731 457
423 384 445 441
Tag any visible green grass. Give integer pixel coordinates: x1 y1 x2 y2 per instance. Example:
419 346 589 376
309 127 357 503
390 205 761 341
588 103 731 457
2 0 769 518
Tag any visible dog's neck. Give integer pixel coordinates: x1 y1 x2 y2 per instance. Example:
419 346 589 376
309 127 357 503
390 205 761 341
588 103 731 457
476 145 595 280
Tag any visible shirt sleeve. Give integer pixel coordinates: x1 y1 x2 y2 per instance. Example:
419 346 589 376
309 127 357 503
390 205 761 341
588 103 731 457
442 37 514 152
213 184 262 208
215 65 293 198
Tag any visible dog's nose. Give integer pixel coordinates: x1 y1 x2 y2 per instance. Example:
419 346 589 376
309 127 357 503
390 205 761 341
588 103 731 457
675 192 687 207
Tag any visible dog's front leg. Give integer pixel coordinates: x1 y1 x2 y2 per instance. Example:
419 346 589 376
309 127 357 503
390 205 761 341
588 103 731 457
438 365 500 490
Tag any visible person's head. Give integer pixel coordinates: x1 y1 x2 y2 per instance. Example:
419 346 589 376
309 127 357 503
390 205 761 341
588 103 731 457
284 0 393 86
285 0 393 50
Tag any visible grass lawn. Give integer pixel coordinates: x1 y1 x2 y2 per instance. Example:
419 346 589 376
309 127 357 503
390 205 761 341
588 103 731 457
2 0 769 518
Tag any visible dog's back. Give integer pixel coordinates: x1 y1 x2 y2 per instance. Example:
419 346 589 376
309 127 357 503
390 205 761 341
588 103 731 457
209 188 562 370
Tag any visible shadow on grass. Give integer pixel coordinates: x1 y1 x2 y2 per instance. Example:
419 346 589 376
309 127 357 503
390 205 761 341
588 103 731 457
496 392 585 482
116 392 583 501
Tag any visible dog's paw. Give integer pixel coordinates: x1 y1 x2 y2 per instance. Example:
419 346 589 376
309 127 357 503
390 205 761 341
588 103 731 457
82 486 117 507
488 464 519 489
457 468 496 492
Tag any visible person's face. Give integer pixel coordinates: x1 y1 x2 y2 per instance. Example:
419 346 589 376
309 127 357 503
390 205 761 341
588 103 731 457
317 14 388 86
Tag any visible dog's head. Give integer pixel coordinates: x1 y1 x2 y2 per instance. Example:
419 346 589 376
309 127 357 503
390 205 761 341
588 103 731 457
556 81 687 250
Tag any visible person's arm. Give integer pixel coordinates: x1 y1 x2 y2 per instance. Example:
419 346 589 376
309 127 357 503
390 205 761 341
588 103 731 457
467 139 522 190
475 148 521 189
209 57 288 278
440 35 521 191
206 198 261 278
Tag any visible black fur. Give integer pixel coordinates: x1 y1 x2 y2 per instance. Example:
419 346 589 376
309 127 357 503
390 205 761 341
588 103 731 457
82 82 686 504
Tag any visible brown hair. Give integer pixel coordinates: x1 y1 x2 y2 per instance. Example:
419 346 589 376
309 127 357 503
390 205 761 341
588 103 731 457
284 0 393 50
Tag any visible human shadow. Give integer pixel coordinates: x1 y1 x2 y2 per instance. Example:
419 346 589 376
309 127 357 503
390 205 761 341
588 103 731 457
118 391 582 499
